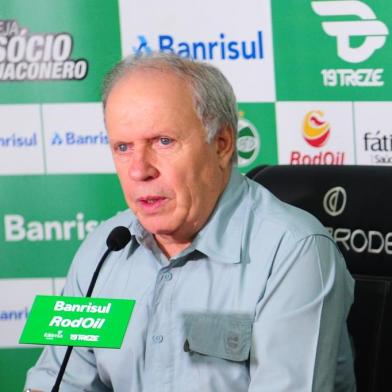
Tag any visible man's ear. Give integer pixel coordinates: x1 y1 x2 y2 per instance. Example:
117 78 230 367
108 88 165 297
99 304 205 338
214 125 235 169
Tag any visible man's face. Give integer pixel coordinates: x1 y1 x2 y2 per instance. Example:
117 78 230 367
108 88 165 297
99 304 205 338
105 69 234 254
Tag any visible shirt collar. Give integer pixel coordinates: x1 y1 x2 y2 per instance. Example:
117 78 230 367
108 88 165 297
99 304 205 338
128 167 248 264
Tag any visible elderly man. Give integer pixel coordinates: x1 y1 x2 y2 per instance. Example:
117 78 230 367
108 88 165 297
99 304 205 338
25 53 355 391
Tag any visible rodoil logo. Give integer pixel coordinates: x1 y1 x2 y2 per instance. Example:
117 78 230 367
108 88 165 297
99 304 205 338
302 110 330 147
291 110 345 165
0 19 88 81
311 0 388 87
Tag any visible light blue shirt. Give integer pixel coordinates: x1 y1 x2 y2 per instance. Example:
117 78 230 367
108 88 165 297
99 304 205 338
25 168 356 391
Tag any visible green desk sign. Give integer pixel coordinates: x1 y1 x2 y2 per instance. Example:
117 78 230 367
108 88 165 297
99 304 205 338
19 295 136 348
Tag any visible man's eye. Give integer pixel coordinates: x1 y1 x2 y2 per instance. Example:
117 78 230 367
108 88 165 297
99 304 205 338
117 143 128 152
159 137 174 146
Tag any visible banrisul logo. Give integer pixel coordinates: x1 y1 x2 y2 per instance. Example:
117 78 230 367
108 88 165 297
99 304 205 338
132 32 264 60
0 307 29 322
0 132 37 147
50 131 108 146
4 213 99 242
237 116 260 167
312 0 388 87
303 110 330 147
0 19 88 81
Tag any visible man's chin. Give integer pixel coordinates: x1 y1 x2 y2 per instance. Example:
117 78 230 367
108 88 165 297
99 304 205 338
138 219 177 237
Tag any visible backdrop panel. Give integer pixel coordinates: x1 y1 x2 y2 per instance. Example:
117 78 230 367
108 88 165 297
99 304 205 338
1 1 391 390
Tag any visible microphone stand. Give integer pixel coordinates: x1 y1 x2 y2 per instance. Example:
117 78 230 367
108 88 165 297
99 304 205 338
51 248 111 392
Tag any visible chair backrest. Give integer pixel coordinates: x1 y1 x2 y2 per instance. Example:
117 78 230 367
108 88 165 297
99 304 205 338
247 165 392 392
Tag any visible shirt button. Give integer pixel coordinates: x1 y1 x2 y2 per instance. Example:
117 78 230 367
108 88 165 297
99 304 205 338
152 335 163 343
163 272 173 281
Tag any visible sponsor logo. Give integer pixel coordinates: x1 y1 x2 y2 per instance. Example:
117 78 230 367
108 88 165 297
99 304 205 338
363 130 392 164
312 0 388 63
0 307 29 321
131 32 264 61
323 186 347 216
54 300 111 314
291 111 345 165
50 131 108 146
303 110 330 147
0 132 37 147
4 213 99 242
132 35 152 55
0 19 88 81
320 68 383 87
328 226 392 254
312 0 388 87
321 186 392 255
237 116 260 167
70 334 99 342
49 316 106 329
44 330 63 340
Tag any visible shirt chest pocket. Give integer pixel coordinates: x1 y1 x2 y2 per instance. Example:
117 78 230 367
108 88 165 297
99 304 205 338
184 313 252 362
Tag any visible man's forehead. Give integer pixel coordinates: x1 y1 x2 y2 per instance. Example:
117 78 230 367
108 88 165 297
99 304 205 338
105 70 200 124
105 68 193 110
118 67 190 91
104 70 206 140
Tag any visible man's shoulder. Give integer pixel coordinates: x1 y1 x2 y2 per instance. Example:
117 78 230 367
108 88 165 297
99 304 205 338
243 179 342 274
245 177 331 242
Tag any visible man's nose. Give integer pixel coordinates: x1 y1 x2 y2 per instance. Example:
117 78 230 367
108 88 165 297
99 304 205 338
128 149 159 181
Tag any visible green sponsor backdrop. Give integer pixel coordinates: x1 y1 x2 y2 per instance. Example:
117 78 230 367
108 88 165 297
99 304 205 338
0 348 42 392
2 0 392 391
0 175 126 278
0 0 121 103
0 2 122 390
272 0 392 100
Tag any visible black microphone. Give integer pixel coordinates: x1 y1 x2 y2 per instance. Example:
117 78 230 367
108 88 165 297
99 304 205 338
51 226 132 392
106 225 133 251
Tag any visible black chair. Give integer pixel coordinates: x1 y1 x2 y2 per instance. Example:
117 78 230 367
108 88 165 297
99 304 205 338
247 165 392 392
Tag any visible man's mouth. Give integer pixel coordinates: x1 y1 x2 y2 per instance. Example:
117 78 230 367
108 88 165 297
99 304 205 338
144 198 158 204
137 196 167 210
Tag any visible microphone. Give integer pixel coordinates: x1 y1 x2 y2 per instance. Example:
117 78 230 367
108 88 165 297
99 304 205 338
106 225 133 251
51 226 132 392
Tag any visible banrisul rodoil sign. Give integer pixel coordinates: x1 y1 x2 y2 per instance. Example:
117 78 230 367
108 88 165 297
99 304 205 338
0 20 88 81
272 0 392 101
0 0 121 103
20 296 135 348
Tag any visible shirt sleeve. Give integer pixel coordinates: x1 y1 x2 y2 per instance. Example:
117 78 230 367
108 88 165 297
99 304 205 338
24 344 110 392
249 234 355 392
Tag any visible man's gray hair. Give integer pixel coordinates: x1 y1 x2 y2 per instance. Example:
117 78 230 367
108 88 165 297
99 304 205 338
102 52 238 145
